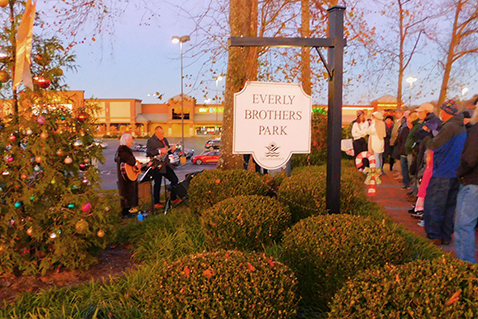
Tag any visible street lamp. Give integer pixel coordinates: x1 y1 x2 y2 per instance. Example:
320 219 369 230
406 76 417 108
172 35 190 164
215 75 223 135
462 87 469 97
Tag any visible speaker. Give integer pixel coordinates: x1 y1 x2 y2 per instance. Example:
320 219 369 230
172 180 189 199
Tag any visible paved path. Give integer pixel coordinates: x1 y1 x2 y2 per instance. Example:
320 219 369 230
369 165 478 259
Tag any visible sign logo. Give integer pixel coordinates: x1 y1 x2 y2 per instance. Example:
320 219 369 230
233 81 312 170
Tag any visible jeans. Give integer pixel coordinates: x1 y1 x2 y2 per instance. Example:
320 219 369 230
400 155 410 187
424 176 460 243
454 184 478 263
373 152 383 171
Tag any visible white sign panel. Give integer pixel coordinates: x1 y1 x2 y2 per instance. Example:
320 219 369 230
233 81 312 170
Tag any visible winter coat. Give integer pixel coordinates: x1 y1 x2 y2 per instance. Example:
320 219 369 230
429 113 467 178
456 122 478 185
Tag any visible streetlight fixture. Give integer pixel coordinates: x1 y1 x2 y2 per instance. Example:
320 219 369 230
215 75 224 135
406 76 417 108
462 87 469 97
172 35 190 165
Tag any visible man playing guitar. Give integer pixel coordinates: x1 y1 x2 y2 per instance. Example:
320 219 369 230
115 133 140 218
146 126 182 209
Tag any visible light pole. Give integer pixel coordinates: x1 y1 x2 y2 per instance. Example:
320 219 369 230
172 35 190 164
215 75 223 135
406 76 417 108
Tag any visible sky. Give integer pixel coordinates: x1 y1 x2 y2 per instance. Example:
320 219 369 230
38 1 224 105
29 1 478 107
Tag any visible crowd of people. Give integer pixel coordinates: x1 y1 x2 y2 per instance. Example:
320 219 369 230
352 97 478 263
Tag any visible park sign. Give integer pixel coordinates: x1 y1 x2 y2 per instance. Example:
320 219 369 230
233 81 312 170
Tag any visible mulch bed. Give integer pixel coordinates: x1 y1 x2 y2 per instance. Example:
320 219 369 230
0 244 136 305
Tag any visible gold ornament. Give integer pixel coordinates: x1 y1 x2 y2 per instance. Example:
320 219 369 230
27 227 33 236
0 70 9 82
26 128 33 135
97 230 105 238
56 149 64 156
83 158 90 164
35 155 42 163
64 156 73 164
0 0 8 8
40 132 49 139
75 219 89 234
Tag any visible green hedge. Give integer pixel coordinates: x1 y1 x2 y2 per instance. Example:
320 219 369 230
277 165 367 223
281 214 411 311
140 250 298 318
189 169 268 213
200 195 291 251
329 257 478 318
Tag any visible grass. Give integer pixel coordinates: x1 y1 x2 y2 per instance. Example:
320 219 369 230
0 164 449 318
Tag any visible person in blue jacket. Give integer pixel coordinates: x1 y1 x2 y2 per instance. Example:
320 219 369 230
423 100 467 246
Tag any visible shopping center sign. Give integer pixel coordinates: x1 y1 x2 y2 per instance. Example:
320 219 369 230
233 81 311 170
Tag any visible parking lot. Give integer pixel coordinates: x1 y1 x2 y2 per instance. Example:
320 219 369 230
98 136 219 190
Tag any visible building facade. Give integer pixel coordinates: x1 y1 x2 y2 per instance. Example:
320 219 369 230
2 91 404 136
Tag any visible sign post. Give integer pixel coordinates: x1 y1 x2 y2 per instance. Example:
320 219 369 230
233 82 312 170
229 6 346 214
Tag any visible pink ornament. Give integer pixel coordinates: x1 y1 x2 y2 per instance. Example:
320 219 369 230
37 116 46 125
81 202 92 213
7 156 13 163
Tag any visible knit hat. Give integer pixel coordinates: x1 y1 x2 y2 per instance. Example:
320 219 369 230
440 100 458 115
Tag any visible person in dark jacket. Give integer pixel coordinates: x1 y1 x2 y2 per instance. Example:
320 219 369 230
396 116 411 189
115 133 140 218
423 100 467 246
454 107 478 263
146 126 182 209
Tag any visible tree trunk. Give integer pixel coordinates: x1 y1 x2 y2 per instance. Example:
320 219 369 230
217 0 258 170
397 0 404 108
301 0 311 95
438 0 462 107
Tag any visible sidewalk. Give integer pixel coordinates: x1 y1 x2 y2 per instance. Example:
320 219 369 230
369 165 465 258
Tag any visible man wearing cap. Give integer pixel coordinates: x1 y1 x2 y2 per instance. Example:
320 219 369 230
423 100 467 246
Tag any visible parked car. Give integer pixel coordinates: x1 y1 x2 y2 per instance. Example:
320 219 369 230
192 150 220 165
93 139 108 149
131 143 147 152
205 138 221 150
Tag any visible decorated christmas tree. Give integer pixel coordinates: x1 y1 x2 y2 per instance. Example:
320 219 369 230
0 0 117 275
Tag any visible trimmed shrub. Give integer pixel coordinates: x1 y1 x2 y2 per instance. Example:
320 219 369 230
277 165 367 223
281 214 411 311
329 257 478 318
200 195 291 251
261 171 287 197
188 169 268 213
141 250 298 318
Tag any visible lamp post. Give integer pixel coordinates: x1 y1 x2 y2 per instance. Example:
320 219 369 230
215 75 223 135
406 76 417 108
172 35 190 164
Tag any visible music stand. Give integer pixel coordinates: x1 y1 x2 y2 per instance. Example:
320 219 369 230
139 164 171 215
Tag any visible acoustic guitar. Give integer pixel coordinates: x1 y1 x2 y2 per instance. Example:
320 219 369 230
121 161 141 181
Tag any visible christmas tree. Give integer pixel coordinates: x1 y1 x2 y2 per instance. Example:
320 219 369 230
0 0 117 275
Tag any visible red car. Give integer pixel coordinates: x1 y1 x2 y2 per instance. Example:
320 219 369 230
192 150 219 165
